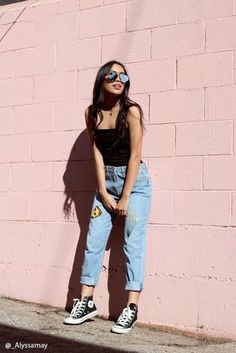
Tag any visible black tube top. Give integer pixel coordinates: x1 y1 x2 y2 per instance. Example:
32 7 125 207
94 128 130 166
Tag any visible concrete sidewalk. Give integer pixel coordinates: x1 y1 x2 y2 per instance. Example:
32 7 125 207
0 297 235 353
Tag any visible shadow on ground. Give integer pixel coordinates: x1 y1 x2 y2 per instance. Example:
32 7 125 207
0 323 133 353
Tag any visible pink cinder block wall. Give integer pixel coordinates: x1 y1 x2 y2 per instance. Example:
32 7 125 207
0 0 236 340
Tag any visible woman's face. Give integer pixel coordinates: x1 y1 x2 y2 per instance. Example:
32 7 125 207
103 63 128 96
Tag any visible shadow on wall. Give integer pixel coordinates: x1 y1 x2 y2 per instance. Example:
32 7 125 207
0 323 129 353
0 0 27 5
63 129 128 319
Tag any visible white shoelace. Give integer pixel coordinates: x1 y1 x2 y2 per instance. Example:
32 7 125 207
116 307 135 327
70 298 86 318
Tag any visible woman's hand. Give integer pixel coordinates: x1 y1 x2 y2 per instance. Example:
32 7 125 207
116 196 129 216
100 191 117 212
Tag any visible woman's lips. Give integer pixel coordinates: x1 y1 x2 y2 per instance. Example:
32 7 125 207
112 83 122 89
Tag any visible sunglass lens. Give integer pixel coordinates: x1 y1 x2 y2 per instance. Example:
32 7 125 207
120 73 129 83
107 71 117 81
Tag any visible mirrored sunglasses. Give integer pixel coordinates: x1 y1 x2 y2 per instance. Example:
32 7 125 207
106 70 129 84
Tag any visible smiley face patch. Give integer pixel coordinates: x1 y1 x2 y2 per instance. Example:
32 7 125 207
91 206 102 218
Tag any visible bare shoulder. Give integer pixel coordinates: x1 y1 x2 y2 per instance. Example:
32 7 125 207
127 105 141 125
128 105 141 117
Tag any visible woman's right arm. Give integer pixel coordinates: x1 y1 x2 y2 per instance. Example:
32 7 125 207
85 107 117 212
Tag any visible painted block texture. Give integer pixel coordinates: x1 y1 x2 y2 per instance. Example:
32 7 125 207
0 0 235 341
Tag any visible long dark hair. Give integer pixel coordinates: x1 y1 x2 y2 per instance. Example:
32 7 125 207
88 60 144 143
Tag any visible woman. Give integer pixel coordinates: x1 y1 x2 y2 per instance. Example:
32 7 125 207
64 60 152 334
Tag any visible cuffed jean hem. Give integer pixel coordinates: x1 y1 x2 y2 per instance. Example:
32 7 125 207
80 276 97 287
125 281 143 291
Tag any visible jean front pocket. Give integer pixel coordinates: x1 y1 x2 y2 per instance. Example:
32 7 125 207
135 164 149 181
136 170 147 182
133 171 152 196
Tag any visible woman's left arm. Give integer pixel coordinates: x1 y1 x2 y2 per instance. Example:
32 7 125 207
116 105 143 216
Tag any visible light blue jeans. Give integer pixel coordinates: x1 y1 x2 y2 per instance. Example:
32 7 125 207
80 162 152 291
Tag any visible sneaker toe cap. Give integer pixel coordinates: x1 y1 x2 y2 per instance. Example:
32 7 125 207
63 316 75 324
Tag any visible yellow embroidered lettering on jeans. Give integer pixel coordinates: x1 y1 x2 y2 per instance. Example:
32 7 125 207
126 209 139 223
91 206 102 218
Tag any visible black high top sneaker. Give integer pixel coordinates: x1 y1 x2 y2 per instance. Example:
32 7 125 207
111 303 138 334
63 296 98 325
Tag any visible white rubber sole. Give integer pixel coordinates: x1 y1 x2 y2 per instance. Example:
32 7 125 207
63 309 98 325
111 323 135 334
